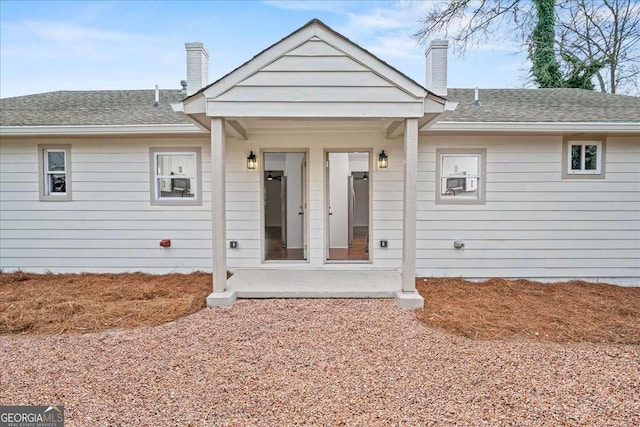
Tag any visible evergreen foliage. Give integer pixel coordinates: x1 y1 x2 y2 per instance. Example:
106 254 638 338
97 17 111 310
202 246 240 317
530 0 564 88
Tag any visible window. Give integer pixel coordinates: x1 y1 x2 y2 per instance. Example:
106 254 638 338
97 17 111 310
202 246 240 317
39 145 71 201
150 147 201 205
563 137 606 179
436 149 486 204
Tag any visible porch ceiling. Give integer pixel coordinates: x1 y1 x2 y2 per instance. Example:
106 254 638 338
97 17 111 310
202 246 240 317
185 114 446 140
232 117 394 131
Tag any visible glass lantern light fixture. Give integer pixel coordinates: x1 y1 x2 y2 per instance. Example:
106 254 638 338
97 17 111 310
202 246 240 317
247 151 257 170
378 150 388 169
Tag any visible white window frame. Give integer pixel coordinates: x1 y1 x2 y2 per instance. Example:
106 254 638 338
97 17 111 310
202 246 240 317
38 144 72 201
436 148 486 205
150 147 202 206
562 137 606 179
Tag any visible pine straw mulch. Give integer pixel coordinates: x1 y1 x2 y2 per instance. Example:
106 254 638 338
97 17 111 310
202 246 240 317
416 278 640 344
0 272 212 335
1 272 639 343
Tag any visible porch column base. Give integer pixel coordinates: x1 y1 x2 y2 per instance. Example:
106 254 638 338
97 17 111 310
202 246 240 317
393 290 424 309
206 291 237 308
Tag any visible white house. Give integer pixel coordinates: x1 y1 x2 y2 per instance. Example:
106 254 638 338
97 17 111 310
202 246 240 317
1 19 639 308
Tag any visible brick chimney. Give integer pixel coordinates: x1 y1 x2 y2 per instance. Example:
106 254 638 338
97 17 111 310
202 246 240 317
425 39 448 97
185 42 209 96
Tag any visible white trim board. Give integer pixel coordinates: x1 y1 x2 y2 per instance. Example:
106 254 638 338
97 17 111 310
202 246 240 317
427 122 640 134
0 124 204 136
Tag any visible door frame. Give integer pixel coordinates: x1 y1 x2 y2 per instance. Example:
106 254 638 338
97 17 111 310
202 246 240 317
260 148 309 264
324 148 373 264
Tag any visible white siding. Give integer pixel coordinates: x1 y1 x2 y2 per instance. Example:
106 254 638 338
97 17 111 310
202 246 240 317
416 135 640 282
225 128 401 271
209 39 423 118
0 129 402 274
0 136 212 273
3 131 638 283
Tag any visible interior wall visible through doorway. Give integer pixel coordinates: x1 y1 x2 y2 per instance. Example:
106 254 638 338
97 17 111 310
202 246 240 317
326 151 370 261
263 152 306 261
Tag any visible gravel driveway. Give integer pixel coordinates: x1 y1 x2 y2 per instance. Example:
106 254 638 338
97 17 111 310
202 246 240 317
1 299 638 426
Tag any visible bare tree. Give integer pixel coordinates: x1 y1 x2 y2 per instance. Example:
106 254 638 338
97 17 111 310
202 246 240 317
413 0 536 55
556 0 640 94
413 0 640 94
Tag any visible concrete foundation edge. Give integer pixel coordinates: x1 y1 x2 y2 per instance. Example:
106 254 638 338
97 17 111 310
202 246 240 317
206 291 237 308
394 290 424 309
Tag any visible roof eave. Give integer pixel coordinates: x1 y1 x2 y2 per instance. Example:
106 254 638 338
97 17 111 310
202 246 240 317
427 121 640 134
0 124 204 136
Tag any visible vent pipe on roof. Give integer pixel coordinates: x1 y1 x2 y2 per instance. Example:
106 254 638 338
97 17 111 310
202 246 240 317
473 87 481 107
425 39 448 97
153 85 160 108
180 80 188 97
185 42 209 96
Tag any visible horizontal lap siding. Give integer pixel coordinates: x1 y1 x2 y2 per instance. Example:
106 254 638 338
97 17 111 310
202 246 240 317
211 39 422 119
225 129 401 270
416 135 640 281
0 137 212 273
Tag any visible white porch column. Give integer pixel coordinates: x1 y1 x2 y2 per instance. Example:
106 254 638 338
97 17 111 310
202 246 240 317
207 117 236 307
395 118 424 308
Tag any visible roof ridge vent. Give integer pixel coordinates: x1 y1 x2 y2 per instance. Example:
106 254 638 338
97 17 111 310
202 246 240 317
472 87 481 107
153 85 160 108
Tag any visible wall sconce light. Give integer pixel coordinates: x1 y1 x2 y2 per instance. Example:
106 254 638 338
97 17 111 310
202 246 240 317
378 150 388 169
247 151 257 170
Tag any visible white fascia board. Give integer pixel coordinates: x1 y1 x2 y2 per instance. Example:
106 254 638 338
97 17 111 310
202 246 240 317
206 100 425 118
427 121 640 134
423 97 447 113
0 124 204 136
183 96 207 115
444 101 458 112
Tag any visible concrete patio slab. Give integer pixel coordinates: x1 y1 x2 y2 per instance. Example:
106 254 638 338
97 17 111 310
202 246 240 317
226 269 401 299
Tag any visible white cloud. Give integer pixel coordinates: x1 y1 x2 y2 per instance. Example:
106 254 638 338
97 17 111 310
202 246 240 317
262 0 351 13
3 20 147 44
22 21 136 42
1 19 157 60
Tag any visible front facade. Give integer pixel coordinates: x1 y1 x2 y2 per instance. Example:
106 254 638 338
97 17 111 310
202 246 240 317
1 20 639 306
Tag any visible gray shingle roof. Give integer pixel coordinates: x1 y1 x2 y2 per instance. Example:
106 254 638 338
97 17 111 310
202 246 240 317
1 87 638 127
0 90 190 126
445 88 640 122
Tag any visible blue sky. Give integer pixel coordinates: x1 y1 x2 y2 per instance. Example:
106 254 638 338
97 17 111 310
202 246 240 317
0 0 531 98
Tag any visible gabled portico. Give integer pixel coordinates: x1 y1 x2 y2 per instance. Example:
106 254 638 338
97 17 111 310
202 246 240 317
179 19 452 308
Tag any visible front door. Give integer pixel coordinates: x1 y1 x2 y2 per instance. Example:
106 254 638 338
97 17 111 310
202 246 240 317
326 151 370 261
263 152 307 261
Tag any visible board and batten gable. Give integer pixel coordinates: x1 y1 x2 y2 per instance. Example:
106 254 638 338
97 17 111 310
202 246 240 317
416 134 640 283
0 136 213 273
